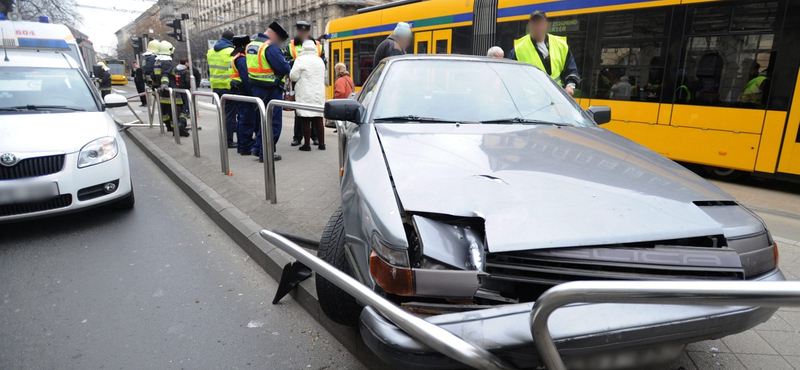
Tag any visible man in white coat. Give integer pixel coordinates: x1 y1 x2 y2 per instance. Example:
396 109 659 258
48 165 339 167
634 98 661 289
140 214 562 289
289 40 327 151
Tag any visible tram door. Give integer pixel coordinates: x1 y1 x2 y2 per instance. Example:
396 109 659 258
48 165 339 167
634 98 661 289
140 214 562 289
413 30 452 54
328 40 353 98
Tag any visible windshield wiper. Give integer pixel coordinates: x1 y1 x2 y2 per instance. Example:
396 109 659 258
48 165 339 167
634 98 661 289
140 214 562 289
0 107 23 112
479 117 569 126
373 115 459 123
5 105 86 112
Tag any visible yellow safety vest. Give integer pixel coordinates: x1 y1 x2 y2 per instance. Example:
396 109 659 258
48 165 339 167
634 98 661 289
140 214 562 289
514 34 569 83
289 39 323 59
206 46 234 89
246 39 277 85
739 76 768 104
675 85 691 103
231 53 245 83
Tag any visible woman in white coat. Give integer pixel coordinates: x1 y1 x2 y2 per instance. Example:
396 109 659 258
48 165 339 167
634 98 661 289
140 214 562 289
290 40 327 151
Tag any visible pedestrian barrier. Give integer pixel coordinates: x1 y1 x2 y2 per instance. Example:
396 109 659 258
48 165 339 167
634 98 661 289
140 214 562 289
261 227 800 370
193 91 230 176
167 88 201 157
114 92 151 129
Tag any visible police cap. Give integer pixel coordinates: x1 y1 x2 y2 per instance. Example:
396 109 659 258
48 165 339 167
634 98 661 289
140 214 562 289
232 34 250 47
268 21 290 41
530 10 547 21
295 21 311 31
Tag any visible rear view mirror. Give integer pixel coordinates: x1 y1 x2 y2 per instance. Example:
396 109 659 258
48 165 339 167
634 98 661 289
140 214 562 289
325 99 364 124
587 106 611 125
104 93 128 109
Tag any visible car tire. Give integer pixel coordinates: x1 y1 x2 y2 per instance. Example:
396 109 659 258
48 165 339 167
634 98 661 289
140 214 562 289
115 188 135 210
316 207 362 327
703 166 746 181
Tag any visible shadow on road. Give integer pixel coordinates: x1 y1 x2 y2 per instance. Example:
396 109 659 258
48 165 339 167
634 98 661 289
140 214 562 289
0 206 133 246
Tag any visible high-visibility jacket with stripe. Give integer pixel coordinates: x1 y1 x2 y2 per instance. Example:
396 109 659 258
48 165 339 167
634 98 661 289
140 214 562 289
514 34 569 83
206 46 234 90
246 39 277 87
739 75 768 104
288 39 322 60
231 53 245 83
675 85 692 103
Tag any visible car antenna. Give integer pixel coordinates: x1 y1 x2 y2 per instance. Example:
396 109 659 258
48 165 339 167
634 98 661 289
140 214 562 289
1 28 8 61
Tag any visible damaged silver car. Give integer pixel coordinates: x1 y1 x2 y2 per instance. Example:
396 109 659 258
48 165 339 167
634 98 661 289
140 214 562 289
316 55 783 369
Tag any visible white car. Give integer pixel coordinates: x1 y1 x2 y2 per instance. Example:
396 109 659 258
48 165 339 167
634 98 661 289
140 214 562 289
199 78 211 88
0 50 134 222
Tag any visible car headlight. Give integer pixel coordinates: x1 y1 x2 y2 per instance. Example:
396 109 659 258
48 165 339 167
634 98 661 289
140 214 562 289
78 137 118 168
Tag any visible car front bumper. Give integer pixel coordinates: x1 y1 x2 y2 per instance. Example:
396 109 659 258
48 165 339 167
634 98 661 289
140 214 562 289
360 268 785 370
0 151 131 222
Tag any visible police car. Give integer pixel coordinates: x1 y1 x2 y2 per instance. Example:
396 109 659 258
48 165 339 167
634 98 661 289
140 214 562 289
0 47 134 222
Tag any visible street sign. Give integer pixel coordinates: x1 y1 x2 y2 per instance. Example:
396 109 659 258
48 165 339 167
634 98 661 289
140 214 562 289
208 40 215 50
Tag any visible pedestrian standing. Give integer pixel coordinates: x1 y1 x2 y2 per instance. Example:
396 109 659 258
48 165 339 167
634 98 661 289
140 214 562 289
287 21 324 147
290 40 327 151
97 62 112 98
610 76 632 101
333 63 354 99
486 46 504 58
131 61 147 106
508 11 580 96
246 21 291 162
230 35 253 155
192 65 202 89
176 59 192 118
207 30 237 148
374 22 411 65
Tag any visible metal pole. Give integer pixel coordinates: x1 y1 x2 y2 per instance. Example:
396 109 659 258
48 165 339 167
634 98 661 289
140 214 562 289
155 89 165 134
262 99 276 204
196 91 228 175
185 18 195 93
530 280 800 370
259 230 517 370
174 88 200 157
168 87 181 144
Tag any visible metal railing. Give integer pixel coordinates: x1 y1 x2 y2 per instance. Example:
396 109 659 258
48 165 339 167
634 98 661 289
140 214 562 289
114 91 150 128
259 229 517 370
194 91 230 176
167 88 201 157
530 280 800 370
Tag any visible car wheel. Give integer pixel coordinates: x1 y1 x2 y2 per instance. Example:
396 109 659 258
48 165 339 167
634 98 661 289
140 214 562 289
703 166 745 181
115 188 135 210
316 207 362 327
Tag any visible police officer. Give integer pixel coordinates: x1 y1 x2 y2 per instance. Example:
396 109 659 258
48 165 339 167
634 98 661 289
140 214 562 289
96 62 112 98
247 21 291 162
287 21 323 147
230 35 253 155
207 30 237 148
739 62 769 108
155 40 189 137
509 10 580 96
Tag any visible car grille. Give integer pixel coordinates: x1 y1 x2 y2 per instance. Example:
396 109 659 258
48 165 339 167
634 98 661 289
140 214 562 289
0 194 72 217
0 155 66 180
485 251 745 285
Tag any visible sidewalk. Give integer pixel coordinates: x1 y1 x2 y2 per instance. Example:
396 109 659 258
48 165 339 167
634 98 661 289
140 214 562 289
112 91 800 370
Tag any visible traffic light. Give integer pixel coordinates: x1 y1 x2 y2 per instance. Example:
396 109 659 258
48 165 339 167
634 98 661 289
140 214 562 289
131 37 142 54
166 19 183 42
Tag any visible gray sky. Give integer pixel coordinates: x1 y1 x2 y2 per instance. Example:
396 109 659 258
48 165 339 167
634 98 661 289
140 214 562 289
76 0 155 56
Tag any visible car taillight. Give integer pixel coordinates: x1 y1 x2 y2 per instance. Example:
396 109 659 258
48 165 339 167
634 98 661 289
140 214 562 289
370 251 414 296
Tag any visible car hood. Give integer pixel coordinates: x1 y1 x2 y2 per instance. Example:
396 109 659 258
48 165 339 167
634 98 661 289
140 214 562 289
374 124 732 253
0 112 113 153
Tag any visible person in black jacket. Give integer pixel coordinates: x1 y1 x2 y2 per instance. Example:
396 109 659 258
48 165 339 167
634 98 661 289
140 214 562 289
192 66 201 89
373 22 411 65
96 62 112 98
176 59 192 124
131 61 147 106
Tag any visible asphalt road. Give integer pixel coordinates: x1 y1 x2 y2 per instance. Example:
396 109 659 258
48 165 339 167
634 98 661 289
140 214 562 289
0 141 364 370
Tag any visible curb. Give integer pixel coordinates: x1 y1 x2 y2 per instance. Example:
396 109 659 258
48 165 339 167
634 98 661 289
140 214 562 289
123 128 391 370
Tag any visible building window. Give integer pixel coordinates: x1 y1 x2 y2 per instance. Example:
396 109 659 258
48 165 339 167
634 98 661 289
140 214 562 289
677 1 778 109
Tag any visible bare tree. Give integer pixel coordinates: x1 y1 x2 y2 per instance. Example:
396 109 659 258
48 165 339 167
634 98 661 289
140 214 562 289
14 0 83 25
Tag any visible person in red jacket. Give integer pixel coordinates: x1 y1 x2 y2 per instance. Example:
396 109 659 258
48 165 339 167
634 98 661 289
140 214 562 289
333 63 354 99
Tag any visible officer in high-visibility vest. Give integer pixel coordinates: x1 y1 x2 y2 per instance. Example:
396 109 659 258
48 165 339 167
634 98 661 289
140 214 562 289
509 10 581 97
286 21 324 147
738 62 770 109
246 21 291 162
207 30 237 148
230 35 253 155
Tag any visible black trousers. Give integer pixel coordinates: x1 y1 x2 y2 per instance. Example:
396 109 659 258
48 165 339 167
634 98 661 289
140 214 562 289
293 114 317 141
135 82 146 105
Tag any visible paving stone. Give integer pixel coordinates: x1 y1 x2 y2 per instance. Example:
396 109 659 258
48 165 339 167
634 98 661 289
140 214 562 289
721 331 777 355
686 339 731 353
755 330 800 356
735 354 794 370
687 351 746 370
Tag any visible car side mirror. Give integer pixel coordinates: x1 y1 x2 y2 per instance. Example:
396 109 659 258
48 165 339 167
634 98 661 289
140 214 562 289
104 93 128 109
325 99 365 124
587 105 611 125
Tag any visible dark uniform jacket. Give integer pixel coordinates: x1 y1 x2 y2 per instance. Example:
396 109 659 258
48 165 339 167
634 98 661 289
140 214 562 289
373 35 405 66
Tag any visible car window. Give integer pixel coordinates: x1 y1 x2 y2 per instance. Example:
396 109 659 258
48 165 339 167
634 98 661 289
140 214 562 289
371 60 594 126
0 67 99 113
357 63 385 107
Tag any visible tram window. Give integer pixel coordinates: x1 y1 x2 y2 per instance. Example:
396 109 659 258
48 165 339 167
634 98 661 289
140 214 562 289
593 42 664 101
352 36 383 86
602 11 666 38
451 26 473 55
676 2 778 108
435 40 448 54
417 41 429 54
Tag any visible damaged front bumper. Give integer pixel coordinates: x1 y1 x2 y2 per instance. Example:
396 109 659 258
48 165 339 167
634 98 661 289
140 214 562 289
361 268 785 370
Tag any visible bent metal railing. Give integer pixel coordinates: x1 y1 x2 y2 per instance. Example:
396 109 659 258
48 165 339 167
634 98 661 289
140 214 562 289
260 228 800 370
530 280 800 370
259 229 517 370
193 91 230 175
167 88 200 157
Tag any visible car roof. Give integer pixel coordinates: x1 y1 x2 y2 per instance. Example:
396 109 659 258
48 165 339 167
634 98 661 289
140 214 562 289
382 53 523 66
1 50 80 69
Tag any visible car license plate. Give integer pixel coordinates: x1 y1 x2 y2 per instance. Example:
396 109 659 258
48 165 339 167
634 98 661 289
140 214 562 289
0 182 59 205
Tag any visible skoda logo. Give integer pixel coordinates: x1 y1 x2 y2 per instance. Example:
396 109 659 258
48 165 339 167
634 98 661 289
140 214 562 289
0 153 18 167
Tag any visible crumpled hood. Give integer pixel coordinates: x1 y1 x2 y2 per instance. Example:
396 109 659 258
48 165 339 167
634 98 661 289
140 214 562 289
214 38 234 51
375 124 732 253
0 112 112 153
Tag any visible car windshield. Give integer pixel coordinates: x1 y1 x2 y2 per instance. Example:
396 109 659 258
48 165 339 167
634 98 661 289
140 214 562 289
371 59 594 127
0 67 99 113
